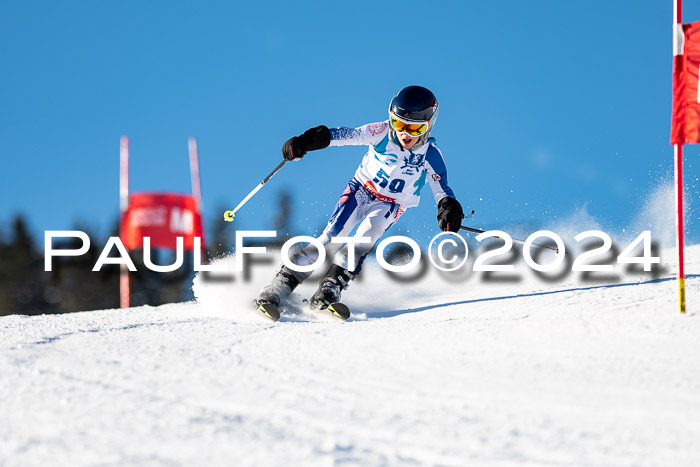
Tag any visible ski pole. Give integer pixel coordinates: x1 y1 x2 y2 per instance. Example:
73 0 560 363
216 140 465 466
223 160 287 222
460 226 559 254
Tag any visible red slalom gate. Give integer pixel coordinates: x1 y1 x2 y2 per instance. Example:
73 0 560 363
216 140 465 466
121 193 203 250
119 136 206 308
668 0 700 313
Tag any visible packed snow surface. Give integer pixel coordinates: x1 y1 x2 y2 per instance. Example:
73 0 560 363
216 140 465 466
2 245 700 466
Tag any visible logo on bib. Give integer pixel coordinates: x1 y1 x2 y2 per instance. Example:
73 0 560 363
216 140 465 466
400 152 425 175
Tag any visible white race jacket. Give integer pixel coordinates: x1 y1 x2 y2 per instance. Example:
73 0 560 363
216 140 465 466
328 121 456 208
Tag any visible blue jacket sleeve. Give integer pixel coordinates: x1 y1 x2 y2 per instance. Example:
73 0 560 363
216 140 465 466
425 143 457 204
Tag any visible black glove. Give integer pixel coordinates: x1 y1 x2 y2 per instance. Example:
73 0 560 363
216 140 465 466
282 125 331 161
437 197 464 232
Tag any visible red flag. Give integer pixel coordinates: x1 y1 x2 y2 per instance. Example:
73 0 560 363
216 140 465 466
121 193 203 251
671 22 700 144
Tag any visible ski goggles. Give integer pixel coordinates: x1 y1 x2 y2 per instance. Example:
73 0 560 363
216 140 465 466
389 112 430 137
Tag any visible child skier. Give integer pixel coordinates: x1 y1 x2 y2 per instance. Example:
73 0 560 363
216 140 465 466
255 85 464 318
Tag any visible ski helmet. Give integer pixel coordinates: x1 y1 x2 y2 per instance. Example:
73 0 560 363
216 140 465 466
388 85 439 136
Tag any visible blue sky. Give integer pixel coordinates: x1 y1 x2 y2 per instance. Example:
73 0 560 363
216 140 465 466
2 0 699 249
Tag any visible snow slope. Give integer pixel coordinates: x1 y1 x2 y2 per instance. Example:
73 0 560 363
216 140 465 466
1 246 700 466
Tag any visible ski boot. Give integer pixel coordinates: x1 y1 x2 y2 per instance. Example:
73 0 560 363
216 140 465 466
253 266 300 321
309 264 354 320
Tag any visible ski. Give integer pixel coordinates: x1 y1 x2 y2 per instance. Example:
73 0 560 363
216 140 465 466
301 298 351 321
251 301 281 322
315 302 351 321
251 297 350 323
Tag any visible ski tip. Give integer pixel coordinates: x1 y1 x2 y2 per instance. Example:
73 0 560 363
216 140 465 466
327 302 351 321
256 303 280 322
